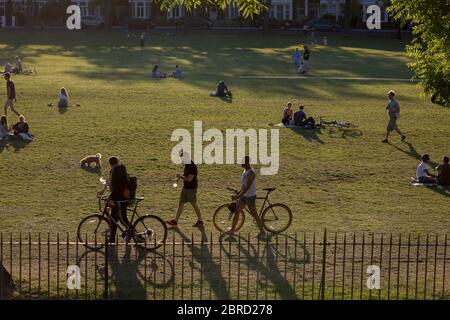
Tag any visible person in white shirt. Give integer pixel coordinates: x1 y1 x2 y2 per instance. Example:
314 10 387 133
58 87 69 108
416 154 438 184
226 156 266 239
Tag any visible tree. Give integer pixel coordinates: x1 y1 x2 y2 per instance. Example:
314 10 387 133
388 0 450 106
156 0 267 19
26 0 34 29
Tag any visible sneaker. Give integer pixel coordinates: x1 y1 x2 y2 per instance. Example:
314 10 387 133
382 139 389 144
166 219 178 226
401 135 406 141
193 220 204 228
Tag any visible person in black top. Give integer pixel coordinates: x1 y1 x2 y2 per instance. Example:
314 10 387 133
303 45 310 73
294 105 316 128
210 81 231 98
166 151 204 228
98 156 132 242
12 115 33 141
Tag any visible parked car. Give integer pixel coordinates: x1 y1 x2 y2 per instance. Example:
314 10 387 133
81 16 105 29
253 17 290 30
307 19 342 32
169 17 214 30
127 19 155 30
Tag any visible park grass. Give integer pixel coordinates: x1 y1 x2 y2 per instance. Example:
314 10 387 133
0 30 449 238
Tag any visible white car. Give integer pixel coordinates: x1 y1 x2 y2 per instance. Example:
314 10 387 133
81 16 105 29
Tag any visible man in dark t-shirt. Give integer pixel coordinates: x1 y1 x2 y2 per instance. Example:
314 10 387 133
436 156 450 186
167 152 204 228
4 73 20 116
303 45 310 73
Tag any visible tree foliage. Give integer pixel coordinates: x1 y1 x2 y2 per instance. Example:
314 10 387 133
388 0 450 106
155 0 267 19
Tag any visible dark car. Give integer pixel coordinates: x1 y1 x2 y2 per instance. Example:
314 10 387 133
307 19 342 32
170 17 214 30
127 19 155 30
253 17 290 30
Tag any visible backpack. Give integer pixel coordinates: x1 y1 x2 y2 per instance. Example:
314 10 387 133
128 176 137 200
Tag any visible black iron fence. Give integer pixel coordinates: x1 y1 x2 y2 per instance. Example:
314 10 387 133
0 230 449 300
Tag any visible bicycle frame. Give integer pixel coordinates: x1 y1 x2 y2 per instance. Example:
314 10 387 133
96 198 143 234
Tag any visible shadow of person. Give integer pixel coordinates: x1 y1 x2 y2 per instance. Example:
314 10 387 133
218 233 307 300
58 106 68 114
7 138 32 152
0 140 7 154
391 141 438 168
170 227 231 300
289 126 324 144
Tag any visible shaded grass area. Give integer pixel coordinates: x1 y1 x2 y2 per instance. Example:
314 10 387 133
0 31 448 238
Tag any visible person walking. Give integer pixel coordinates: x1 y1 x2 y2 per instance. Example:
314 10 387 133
167 151 204 228
382 90 406 143
4 73 20 116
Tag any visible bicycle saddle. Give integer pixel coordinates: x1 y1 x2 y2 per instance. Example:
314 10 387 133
263 188 276 193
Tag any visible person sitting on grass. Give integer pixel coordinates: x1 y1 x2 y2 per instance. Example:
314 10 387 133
294 105 316 128
210 81 232 98
12 115 33 141
282 102 293 125
416 154 438 184
13 56 23 74
3 63 13 74
436 156 450 186
0 115 11 141
58 87 69 108
151 65 167 79
169 65 183 79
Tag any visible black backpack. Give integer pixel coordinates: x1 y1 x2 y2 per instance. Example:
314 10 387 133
128 176 137 200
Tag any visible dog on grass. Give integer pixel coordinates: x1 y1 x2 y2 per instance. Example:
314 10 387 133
80 153 102 168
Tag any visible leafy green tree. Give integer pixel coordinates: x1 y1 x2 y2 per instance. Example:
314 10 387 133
389 0 450 106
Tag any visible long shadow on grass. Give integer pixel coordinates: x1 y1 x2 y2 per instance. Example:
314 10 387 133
170 227 231 300
289 127 325 144
219 233 309 300
0 139 32 153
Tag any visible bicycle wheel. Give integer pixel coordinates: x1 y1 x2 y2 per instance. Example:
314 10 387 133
132 215 167 251
213 204 245 233
261 204 292 234
77 214 112 250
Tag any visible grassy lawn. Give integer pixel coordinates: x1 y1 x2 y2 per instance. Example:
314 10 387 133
0 30 449 237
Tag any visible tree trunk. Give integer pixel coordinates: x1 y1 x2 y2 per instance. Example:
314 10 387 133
1 263 13 300
263 0 272 35
343 0 351 32
183 9 192 35
5 0 13 27
26 0 34 29
105 0 113 32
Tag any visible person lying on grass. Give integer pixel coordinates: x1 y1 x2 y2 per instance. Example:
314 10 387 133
58 87 69 108
282 102 293 125
151 65 167 79
0 115 12 141
436 156 450 186
294 105 316 128
210 81 232 98
416 154 438 184
12 115 33 141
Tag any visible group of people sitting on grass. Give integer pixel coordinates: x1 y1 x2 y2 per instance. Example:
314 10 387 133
0 114 33 141
151 65 183 79
209 81 232 98
282 102 316 128
292 45 310 74
415 154 450 186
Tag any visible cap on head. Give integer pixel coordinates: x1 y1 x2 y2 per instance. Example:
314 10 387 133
388 90 396 97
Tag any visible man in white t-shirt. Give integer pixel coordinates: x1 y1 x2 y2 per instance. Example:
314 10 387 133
416 154 438 184
226 156 266 239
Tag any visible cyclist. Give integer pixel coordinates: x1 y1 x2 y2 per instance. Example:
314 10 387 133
226 156 266 239
98 156 132 242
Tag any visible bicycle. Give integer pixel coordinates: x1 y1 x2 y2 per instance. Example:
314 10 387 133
317 116 357 129
77 195 167 251
213 187 292 234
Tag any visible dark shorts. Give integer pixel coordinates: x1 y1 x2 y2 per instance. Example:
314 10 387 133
140 39 145 46
239 196 256 207
180 188 197 204
387 114 398 132
418 176 436 184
